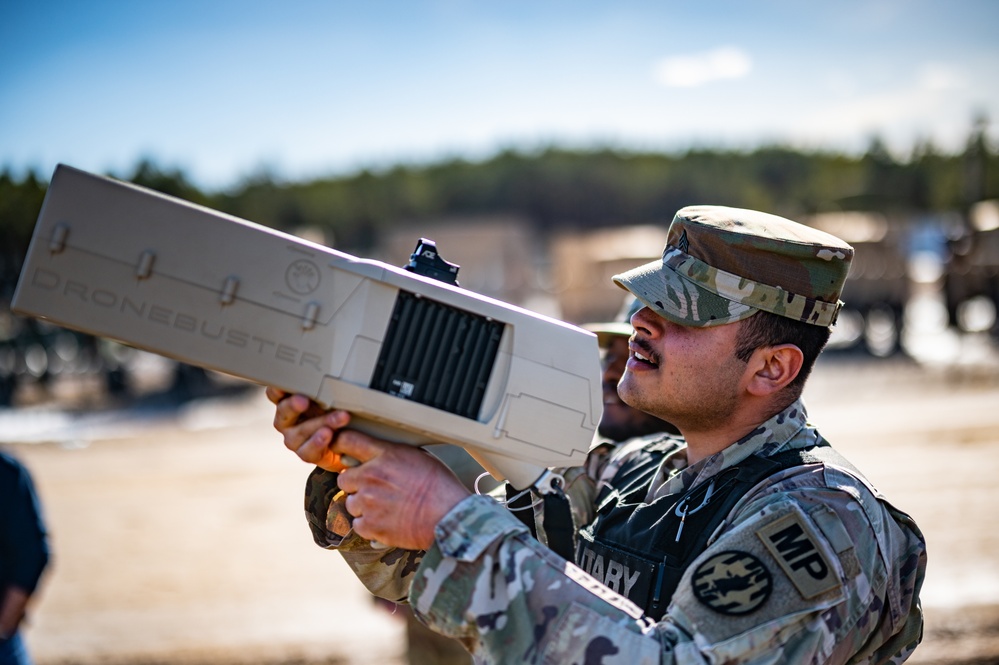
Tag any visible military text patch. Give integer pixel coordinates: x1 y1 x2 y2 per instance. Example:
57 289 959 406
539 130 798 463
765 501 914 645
692 550 772 615
577 542 656 606
756 510 840 599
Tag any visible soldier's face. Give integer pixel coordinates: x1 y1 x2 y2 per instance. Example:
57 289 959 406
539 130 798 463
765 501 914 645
617 306 748 434
598 336 676 441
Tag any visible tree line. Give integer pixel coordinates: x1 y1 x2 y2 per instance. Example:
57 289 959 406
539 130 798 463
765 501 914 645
2 130 996 262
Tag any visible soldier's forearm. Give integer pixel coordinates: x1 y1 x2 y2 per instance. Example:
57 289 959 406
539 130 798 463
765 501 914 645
408 495 667 662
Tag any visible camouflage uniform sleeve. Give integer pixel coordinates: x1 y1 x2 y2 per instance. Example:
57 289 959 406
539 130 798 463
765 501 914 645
304 467 424 604
409 494 678 663
408 468 924 664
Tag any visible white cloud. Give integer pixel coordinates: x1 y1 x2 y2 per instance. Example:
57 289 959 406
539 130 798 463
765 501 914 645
653 47 752 88
916 62 966 91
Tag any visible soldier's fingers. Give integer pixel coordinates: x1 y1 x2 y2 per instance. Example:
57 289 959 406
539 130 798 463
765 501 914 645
293 426 334 462
344 492 362 518
281 410 348 453
264 386 290 405
331 429 386 467
272 394 312 431
350 515 372 542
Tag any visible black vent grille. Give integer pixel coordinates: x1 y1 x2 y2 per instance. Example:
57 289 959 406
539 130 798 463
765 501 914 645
370 291 504 419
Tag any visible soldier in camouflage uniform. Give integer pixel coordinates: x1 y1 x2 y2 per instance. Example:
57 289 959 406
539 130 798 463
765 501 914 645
270 205 926 664
552 296 683 551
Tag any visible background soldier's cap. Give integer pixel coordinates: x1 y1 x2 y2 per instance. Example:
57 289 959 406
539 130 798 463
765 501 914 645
583 297 642 347
613 205 854 327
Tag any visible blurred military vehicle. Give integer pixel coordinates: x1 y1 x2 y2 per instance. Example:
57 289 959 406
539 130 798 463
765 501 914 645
0 307 135 407
806 212 911 356
942 200 999 336
548 225 669 325
0 304 253 409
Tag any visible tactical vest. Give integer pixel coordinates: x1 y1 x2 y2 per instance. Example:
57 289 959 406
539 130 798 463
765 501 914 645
575 441 852 620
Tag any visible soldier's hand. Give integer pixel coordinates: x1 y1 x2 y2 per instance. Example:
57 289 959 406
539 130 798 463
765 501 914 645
333 430 471 551
266 387 354 472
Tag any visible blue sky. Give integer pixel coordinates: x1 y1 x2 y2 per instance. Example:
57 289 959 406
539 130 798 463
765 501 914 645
2 0 997 191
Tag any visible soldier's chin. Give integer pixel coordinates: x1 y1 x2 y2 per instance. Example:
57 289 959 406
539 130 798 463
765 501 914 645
616 375 642 406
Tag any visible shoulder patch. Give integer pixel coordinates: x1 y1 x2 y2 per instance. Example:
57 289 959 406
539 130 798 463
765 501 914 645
756 510 840 599
692 550 772 615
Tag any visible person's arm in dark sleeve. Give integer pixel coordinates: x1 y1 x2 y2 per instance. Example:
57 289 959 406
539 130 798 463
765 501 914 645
0 457 50 638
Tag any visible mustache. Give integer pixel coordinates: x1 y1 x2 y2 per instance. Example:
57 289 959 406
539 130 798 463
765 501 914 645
630 336 661 366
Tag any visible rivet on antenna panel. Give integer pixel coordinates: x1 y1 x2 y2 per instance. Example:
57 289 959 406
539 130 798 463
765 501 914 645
49 223 69 253
302 301 319 330
136 250 156 279
220 276 239 304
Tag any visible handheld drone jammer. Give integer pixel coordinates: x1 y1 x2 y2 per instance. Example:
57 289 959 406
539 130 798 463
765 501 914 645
12 165 602 490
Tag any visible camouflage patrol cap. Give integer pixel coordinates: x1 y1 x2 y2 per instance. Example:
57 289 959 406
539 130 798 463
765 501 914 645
613 205 854 327
583 297 642 347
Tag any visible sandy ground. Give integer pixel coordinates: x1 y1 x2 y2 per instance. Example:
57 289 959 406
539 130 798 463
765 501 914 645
4 346 999 664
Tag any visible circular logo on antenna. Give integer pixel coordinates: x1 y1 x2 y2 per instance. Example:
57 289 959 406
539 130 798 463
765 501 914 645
285 260 321 295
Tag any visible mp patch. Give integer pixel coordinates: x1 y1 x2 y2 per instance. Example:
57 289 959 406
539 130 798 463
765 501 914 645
692 550 772 615
756 510 841 599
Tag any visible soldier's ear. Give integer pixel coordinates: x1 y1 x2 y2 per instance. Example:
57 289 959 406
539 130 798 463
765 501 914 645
745 344 803 397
